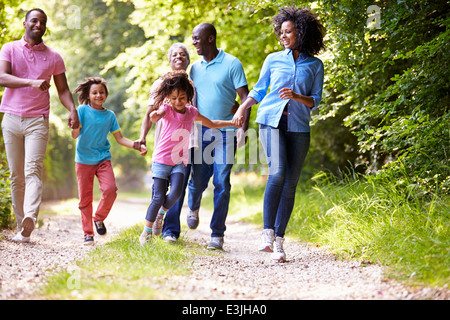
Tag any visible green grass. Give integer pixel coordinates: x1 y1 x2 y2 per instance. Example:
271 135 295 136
201 172 266 219
40 224 208 299
235 171 449 288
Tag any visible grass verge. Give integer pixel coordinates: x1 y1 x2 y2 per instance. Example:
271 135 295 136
40 224 206 299
230 171 449 288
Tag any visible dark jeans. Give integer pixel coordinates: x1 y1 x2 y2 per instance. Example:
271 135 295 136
259 115 310 238
145 173 184 223
162 164 191 239
188 126 237 237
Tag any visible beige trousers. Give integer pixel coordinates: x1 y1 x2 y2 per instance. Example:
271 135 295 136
1 113 49 230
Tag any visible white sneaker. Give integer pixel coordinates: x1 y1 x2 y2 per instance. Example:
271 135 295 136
164 235 177 243
258 229 274 252
12 232 30 243
139 230 152 246
271 237 286 262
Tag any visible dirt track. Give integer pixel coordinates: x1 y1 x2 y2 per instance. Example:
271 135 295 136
0 197 448 300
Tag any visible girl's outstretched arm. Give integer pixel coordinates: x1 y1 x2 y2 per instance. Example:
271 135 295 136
195 113 239 129
113 131 147 155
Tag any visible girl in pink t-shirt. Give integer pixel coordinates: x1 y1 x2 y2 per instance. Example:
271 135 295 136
139 71 237 245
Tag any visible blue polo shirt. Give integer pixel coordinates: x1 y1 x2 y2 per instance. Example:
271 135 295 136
190 49 247 131
250 49 324 132
75 104 120 165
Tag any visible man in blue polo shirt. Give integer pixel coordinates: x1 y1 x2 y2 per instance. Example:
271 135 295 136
188 23 250 250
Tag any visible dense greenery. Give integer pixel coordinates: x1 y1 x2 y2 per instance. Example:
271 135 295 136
312 0 449 196
100 0 449 196
0 0 24 227
1 0 447 294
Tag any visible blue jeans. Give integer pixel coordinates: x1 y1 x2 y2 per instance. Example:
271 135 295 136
188 126 237 237
259 115 310 238
162 163 191 239
145 162 185 223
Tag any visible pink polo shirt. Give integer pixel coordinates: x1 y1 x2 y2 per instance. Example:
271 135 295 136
0 37 66 117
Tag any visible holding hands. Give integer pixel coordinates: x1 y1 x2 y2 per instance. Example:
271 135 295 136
133 140 148 156
231 107 246 128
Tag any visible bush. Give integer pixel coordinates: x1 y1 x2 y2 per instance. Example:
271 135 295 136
288 171 450 287
0 114 12 228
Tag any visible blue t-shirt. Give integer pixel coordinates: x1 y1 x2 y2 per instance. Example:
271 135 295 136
250 49 324 133
190 49 247 131
75 104 120 165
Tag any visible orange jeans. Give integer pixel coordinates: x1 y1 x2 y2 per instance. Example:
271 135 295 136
75 160 117 236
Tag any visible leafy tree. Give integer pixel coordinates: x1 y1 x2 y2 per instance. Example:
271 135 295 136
44 0 149 196
313 0 449 195
0 0 32 226
104 0 278 161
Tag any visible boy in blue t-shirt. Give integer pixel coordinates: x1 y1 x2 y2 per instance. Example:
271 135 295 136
72 77 146 245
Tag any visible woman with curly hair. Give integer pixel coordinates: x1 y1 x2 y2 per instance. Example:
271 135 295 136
233 6 325 261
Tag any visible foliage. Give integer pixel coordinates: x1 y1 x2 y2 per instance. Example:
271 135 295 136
297 171 449 287
0 0 448 212
0 0 30 226
240 0 449 193
42 121 77 200
0 127 11 227
312 0 449 194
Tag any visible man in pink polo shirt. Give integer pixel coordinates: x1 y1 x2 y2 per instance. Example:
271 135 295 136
0 8 79 243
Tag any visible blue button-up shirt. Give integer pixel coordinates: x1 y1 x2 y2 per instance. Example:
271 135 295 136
250 49 324 132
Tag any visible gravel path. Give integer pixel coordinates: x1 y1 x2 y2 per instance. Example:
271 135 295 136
0 198 448 300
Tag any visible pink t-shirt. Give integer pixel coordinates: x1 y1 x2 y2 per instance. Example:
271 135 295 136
0 38 66 117
152 103 198 166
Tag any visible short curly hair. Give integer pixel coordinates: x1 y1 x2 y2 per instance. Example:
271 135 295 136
152 70 195 108
273 6 325 56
